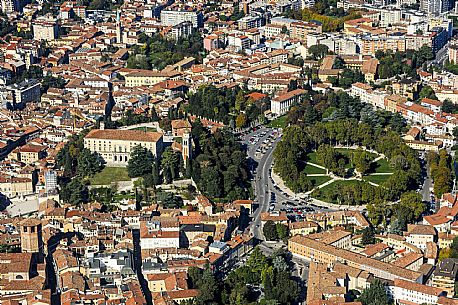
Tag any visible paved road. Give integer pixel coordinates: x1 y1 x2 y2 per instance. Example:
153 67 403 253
244 128 280 239
243 128 332 239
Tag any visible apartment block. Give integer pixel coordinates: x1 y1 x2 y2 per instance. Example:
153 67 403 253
160 10 203 28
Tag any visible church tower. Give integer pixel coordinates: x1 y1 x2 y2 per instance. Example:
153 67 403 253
116 10 122 44
182 133 192 166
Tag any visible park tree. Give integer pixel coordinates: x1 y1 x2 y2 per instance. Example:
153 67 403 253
449 236 458 258
442 99 458 114
60 178 88 206
398 191 425 221
76 148 104 177
156 192 183 209
196 268 219 303
246 247 268 275
272 270 299 304
358 279 391 305
235 113 247 128
352 149 372 175
127 146 154 178
263 220 278 241
453 126 458 141
430 149 453 198
161 147 181 183
187 266 203 288
316 144 346 177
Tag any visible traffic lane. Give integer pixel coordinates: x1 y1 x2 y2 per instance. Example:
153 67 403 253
244 128 274 152
249 137 278 237
246 129 281 159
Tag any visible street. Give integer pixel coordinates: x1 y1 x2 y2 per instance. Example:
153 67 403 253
244 127 280 239
242 127 332 239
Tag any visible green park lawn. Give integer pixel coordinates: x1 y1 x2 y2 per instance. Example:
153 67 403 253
312 180 368 203
306 175 332 186
90 167 130 185
303 164 326 174
268 115 288 128
363 174 391 185
371 158 392 173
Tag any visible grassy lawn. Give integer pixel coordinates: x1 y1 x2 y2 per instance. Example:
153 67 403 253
306 176 332 186
371 158 392 173
131 127 157 132
303 164 326 174
90 167 130 185
306 152 321 165
268 115 288 128
113 192 135 201
335 148 377 161
363 174 391 185
312 180 369 203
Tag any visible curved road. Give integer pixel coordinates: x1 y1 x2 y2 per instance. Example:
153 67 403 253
248 132 280 239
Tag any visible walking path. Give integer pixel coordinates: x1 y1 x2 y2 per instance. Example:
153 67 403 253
306 162 326 170
270 145 393 210
368 173 393 175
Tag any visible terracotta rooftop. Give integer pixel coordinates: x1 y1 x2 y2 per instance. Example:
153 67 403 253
85 129 163 142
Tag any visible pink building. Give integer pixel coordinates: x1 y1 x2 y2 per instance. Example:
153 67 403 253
203 35 221 51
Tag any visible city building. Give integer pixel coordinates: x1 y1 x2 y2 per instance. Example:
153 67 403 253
432 258 458 295
0 0 19 13
6 79 41 110
0 176 33 197
160 10 203 28
288 235 423 282
32 19 59 41
270 89 307 116
388 279 446 304
83 128 163 166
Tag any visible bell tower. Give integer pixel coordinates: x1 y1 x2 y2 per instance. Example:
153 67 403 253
19 218 43 254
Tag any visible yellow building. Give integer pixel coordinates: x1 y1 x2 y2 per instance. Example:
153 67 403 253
84 128 163 167
146 271 188 292
288 235 422 282
361 36 406 56
124 70 181 87
0 176 33 197
289 221 319 236
8 144 46 164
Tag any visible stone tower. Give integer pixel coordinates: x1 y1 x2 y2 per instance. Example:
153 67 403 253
182 133 192 166
19 218 43 254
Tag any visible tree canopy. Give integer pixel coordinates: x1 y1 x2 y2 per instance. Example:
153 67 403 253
127 146 154 178
358 279 391 305
190 121 251 201
127 32 203 70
